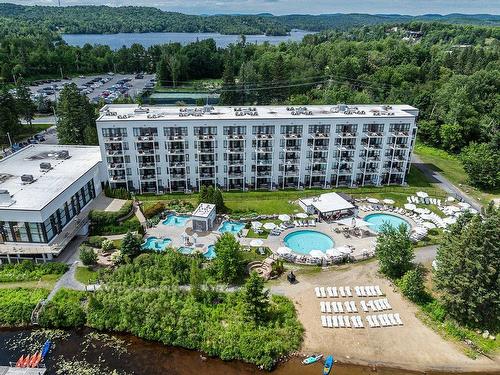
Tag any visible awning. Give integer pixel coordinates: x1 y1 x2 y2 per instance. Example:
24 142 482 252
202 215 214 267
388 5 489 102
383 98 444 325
367 198 380 204
404 203 416 210
326 248 343 257
251 221 262 228
383 199 395 205
309 250 325 258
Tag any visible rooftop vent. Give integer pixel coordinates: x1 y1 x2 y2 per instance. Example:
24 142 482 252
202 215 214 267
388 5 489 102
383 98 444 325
179 108 205 117
21 174 35 184
134 106 149 114
105 111 117 116
288 106 312 116
234 107 258 117
40 162 52 171
0 189 15 207
55 150 70 160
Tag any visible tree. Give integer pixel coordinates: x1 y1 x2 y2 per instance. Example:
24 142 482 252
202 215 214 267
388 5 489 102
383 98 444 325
219 58 238 105
376 223 414 279
121 231 141 259
80 245 97 266
241 271 269 324
0 89 20 141
56 83 97 145
198 185 208 204
461 143 499 190
189 260 204 301
213 189 225 213
210 233 244 284
15 78 36 126
399 266 426 303
434 205 500 330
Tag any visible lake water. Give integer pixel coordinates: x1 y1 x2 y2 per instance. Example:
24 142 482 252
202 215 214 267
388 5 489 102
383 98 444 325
0 328 494 375
62 30 315 49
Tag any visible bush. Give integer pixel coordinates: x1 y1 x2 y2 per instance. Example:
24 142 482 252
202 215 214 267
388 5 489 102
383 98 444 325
0 261 68 282
422 300 447 323
86 236 106 248
88 201 133 228
39 289 87 328
104 185 130 199
101 239 115 252
0 288 49 326
399 267 426 303
143 201 165 219
80 246 97 266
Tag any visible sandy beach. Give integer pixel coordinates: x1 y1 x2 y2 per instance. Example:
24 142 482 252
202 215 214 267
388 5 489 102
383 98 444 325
269 258 500 373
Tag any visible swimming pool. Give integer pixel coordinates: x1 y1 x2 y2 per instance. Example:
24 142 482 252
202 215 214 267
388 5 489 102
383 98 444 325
204 245 216 260
177 246 194 255
284 230 334 255
162 214 190 227
364 213 410 233
141 237 172 251
218 221 245 235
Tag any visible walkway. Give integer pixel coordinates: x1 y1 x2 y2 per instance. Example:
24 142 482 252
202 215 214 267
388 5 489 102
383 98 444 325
411 157 482 211
46 262 85 301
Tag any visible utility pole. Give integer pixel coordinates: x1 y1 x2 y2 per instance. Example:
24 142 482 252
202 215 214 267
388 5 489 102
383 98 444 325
6 132 12 148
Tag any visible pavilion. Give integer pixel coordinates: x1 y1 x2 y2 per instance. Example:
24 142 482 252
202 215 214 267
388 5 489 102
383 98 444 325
299 192 356 221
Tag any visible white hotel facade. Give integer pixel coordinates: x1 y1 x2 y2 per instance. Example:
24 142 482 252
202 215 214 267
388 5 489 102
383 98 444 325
97 104 418 194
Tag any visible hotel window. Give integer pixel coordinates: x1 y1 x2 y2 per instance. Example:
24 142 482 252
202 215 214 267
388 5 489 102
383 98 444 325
224 126 246 135
28 223 44 243
13 222 29 242
164 127 188 137
102 128 127 137
308 124 330 134
280 125 303 135
194 127 217 136
252 125 275 135
133 127 158 136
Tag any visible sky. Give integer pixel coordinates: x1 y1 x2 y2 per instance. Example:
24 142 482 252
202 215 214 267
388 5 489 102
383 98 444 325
2 0 500 15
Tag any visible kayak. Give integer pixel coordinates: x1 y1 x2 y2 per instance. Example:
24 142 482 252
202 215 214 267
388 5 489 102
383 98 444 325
41 340 51 359
323 355 334 375
29 352 41 368
21 354 31 368
15 355 24 367
302 354 323 365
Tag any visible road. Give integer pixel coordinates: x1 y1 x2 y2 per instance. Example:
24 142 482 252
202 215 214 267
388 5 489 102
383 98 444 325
411 154 482 212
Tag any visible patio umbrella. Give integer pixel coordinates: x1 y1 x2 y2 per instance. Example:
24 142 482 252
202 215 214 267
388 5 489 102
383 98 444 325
296 213 308 219
383 199 395 205
309 250 325 258
326 248 342 257
447 206 461 212
277 246 292 255
443 216 457 225
263 222 277 230
278 214 291 222
404 203 416 210
420 213 433 221
458 202 471 209
367 198 379 204
249 239 264 247
446 196 455 202
416 191 429 198
422 221 437 229
251 221 262 228
336 246 352 255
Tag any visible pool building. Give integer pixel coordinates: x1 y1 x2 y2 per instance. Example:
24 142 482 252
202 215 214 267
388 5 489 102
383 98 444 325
191 203 216 232
97 103 418 193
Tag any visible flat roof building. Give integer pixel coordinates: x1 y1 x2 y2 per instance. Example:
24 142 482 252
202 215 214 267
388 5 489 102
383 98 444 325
0 145 105 262
191 203 216 232
96 104 418 193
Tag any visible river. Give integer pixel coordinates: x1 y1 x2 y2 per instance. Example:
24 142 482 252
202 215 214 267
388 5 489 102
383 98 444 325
61 30 315 49
0 328 496 375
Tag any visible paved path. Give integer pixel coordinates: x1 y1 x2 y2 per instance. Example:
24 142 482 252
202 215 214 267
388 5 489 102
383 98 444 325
414 245 438 264
46 262 85 301
411 157 481 211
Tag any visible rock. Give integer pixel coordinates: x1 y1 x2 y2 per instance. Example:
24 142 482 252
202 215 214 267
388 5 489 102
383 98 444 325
482 330 489 338
489 335 496 340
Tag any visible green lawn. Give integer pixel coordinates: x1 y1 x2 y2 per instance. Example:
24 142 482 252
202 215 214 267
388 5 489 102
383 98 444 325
75 266 99 285
0 274 60 290
414 143 499 205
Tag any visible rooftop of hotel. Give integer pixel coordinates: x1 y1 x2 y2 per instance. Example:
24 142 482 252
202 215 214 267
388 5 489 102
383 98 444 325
0 145 101 211
192 203 216 218
97 104 418 122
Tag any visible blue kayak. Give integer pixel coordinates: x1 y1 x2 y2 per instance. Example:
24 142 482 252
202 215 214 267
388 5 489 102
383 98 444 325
41 340 51 359
323 355 334 375
302 354 323 365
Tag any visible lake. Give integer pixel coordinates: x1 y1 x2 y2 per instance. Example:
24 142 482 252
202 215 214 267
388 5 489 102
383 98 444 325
62 30 315 49
0 328 495 375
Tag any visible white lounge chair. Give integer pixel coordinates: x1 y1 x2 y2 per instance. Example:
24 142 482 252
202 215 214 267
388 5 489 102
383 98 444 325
350 300 357 313
394 313 403 325
339 286 346 297
293 220 300 227
338 315 345 328
371 315 380 327
332 315 339 328
325 301 332 313
344 301 351 313
367 300 375 311
351 316 358 328
360 286 366 297
344 315 351 328
337 302 344 313
366 315 374 328
314 287 321 298
360 300 368 312
320 301 326 313
327 287 333 297
355 286 361 296
356 316 364 328
332 286 338 297
332 302 338 313
378 314 387 327
369 286 377 296
383 298 392 309
327 315 333 328
365 286 373 297
320 287 327 298
321 315 328 327
345 286 352 297
388 313 397 326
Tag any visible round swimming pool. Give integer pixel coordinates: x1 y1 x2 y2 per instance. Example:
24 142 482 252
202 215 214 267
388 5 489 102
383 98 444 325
284 230 334 255
364 213 410 233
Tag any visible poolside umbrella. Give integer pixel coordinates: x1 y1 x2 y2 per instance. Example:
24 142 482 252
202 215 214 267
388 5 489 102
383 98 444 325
404 203 416 210
277 246 292 255
458 202 471 209
309 250 325 258
296 213 308 219
249 239 264 247
192 232 198 244
420 213 433 221
326 248 342 257
278 214 291 222
367 198 379 204
446 196 455 202
382 199 395 205
263 222 277 230
251 221 262 229
422 221 437 229
443 217 457 225
336 246 352 255
447 206 461 212
416 191 429 198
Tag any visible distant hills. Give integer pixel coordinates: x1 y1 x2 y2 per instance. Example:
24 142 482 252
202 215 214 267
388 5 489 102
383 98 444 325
0 3 498 35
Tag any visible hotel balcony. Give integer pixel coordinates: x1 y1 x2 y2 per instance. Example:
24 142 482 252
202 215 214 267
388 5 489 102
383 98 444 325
255 134 274 140
170 173 186 181
106 149 123 157
137 149 155 156
282 158 300 165
228 172 244 178
282 170 300 177
226 148 245 154
169 161 186 168
390 130 410 137
197 135 216 141
110 175 126 182
389 143 409 150
138 162 155 169
336 131 357 138
108 163 125 170
256 159 273 165
335 144 356 151
338 168 353 175
167 135 186 141
226 134 245 140
310 145 329 151
311 170 327 176
199 173 216 179
104 136 124 143
256 171 273 177
310 133 330 139
256 147 273 153
228 159 244 166
283 145 301 152
282 133 302 140
197 148 215 154
167 148 185 155
199 160 216 167
310 158 328 164
139 174 156 182
363 131 384 137
135 135 156 142
362 143 383 150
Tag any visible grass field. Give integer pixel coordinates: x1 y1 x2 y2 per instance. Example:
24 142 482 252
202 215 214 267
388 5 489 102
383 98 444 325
0 274 60 290
414 143 499 205
75 266 99 285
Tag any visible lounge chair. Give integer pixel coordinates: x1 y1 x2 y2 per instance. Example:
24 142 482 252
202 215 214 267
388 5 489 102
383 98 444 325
388 313 397 325
327 287 333 297
375 285 383 296
355 286 361 297
345 286 352 297
360 300 369 312
344 301 351 313
365 286 373 297
356 316 364 328
325 301 332 313
327 315 333 328
332 287 338 298
378 314 387 327
374 300 383 311
321 315 328 327
383 314 391 326
338 315 345 328
332 302 338 313
366 315 374 328
350 300 357 313
309 219 316 226
337 302 344 313
320 287 327 298
339 286 346 297
314 287 321 298
370 286 377 296
332 315 339 328
320 301 326 313
293 220 300 227
367 300 376 311
394 313 403 325
350 316 357 328
360 286 366 297
383 298 392 309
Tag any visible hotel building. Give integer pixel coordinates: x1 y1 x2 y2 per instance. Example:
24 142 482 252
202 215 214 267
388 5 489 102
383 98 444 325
96 104 418 194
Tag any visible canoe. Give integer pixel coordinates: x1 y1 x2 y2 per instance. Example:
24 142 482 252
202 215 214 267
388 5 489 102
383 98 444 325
15 355 24 367
29 352 41 368
323 355 334 375
41 339 51 359
302 354 323 365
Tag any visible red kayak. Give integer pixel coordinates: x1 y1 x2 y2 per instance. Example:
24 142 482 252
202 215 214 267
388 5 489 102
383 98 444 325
21 354 31 368
29 352 41 368
15 355 25 367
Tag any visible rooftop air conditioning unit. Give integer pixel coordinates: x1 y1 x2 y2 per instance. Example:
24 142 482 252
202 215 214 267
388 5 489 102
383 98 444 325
21 174 35 184
56 150 70 159
0 189 15 207
40 162 52 171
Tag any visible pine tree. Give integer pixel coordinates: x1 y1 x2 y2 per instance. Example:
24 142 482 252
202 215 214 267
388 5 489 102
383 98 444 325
121 231 141 259
198 185 208 204
242 271 269 324
15 78 36 127
219 58 238 105
0 88 20 141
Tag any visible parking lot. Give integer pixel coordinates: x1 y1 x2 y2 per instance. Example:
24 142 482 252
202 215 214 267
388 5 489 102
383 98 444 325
29 73 156 104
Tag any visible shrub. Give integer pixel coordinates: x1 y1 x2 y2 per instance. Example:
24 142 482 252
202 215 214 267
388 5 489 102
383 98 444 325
80 246 97 266
101 239 115 252
0 288 49 326
88 201 133 227
399 267 426 303
143 201 165 219
0 261 68 283
39 289 87 328
104 185 130 199
86 236 106 248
